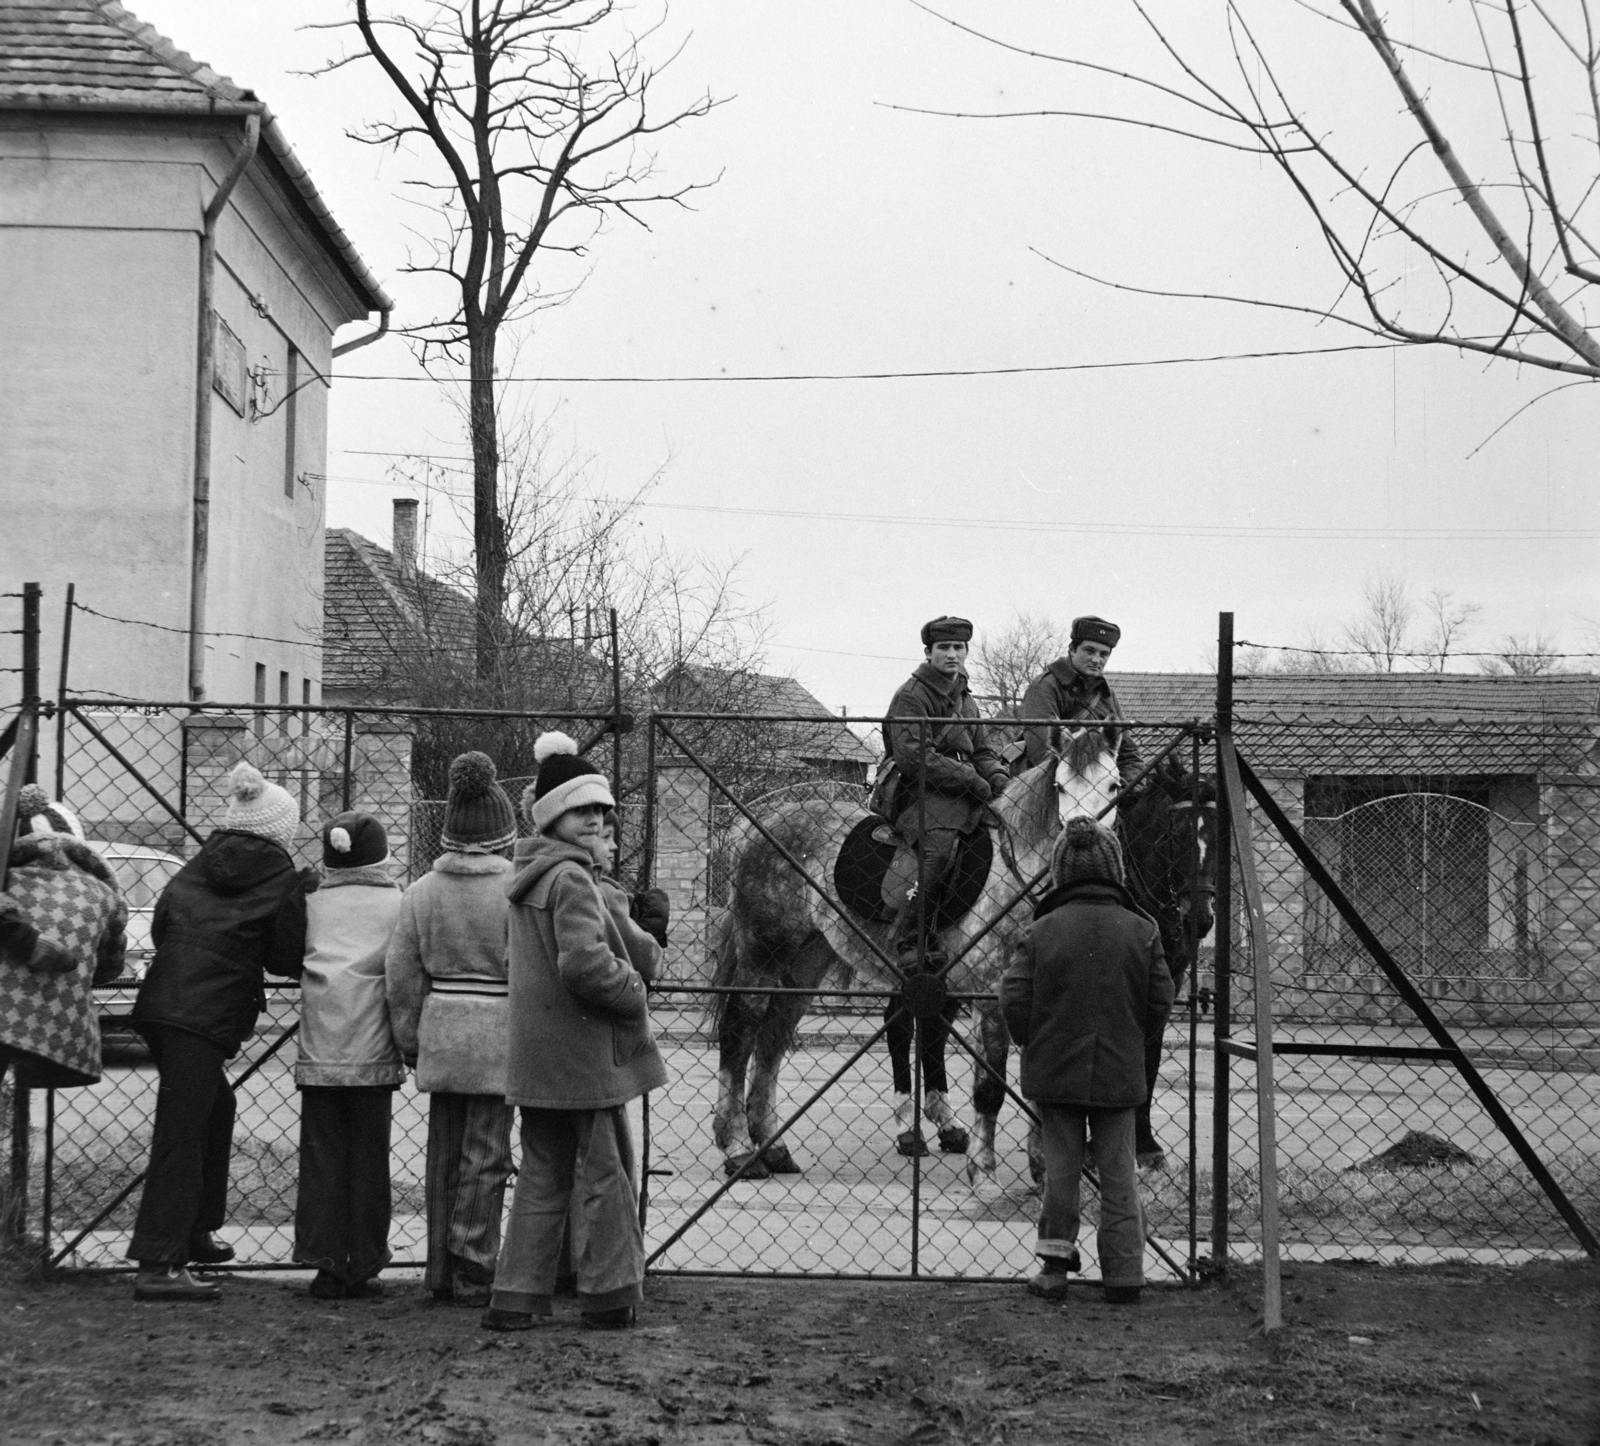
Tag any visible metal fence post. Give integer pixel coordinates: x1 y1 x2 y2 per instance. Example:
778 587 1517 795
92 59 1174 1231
1211 612 1234 1272
8 583 41 1249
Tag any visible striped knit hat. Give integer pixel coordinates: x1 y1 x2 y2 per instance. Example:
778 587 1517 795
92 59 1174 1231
441 752 517 853
14 783 86 842
224 761 300 851
525 731 614 834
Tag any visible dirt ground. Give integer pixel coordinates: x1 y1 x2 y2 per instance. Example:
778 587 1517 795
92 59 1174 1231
0 1260 1594 1445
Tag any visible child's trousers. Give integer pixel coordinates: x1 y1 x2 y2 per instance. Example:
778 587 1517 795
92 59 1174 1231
424 1092 514 1293
490 1105 643 1316
293 1085 395 1284
1036 1103 1145 1288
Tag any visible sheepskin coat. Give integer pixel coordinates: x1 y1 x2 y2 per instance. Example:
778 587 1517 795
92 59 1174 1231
385 851 511 1096
503 836 667 1110
0 836 127 1086
295 864 405 1089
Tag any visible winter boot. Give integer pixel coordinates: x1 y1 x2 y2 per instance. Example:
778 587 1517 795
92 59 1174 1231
134 1265 221 1302
1026 1248 1081 1302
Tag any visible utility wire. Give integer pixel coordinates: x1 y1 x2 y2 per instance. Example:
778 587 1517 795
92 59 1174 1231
333 340 1404 385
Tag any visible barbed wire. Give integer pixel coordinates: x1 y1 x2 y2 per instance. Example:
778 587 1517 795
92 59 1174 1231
1236 638 1600 661
72 601 320 650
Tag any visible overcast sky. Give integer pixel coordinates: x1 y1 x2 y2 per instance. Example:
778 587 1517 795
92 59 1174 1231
135 1 1597 712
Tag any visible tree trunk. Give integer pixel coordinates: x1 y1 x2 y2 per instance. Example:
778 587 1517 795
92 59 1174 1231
469 330 507 682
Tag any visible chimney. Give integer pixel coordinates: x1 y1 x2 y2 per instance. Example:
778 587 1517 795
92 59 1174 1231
392 498 418 583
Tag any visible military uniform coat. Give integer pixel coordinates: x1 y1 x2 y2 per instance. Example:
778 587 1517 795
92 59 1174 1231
883 663 1009 838
1018 656 1143 777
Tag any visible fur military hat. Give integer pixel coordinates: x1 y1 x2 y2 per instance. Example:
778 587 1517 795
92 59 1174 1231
526 731 615 834
920 616 974 647
441 752 517 853
1070 615 1121 649
1050 815 1125 890
322 811 389 869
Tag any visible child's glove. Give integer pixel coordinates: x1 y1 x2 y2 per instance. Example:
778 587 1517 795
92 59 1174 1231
630 888 671 948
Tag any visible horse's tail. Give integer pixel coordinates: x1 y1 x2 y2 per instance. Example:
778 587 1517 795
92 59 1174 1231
707 905 740 1038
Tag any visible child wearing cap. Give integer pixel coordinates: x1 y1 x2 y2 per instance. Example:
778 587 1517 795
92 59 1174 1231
293 812 405 1300
1000 816 1173 1306
482 733 668 1332
129 761 312 1301
385 751 518 1307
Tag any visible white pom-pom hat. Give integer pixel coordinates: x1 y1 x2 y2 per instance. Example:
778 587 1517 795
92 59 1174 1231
224 761 300 850
524 730 614 832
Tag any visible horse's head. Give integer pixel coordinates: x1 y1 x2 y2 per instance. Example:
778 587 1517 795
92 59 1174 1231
1118 755 1217 941
1054 727 1120 829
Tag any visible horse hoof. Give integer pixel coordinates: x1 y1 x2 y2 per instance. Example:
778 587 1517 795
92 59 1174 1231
1136 1148 1167 1172
896 1130 931 1159
937 1125 969 1155
760 1143 801 1174
724 1151 771 1181
968 1176 1003 1205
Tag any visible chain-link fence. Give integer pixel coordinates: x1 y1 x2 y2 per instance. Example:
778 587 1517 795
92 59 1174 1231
1213 711 1600 1267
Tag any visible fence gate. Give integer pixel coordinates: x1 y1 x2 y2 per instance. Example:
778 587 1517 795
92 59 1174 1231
635 712 1210 1283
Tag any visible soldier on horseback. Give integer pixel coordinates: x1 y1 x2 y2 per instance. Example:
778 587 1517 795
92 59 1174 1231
879 616 1010 1155
883 615 1011 972
1017 615 1143 786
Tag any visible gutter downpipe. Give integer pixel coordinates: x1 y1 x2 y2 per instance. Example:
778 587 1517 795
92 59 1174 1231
188 111 262 704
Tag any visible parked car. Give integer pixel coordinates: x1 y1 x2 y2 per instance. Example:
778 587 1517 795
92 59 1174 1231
89 843 186 1050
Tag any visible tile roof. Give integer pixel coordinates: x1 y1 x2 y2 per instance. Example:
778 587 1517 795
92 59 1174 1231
1107 671 1600 777
656 665 878 767
0 0 390 312
322 529 610 707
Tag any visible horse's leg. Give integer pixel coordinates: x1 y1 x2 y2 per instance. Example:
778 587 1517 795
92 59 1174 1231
715 984 771 1180
1136 941 1187 1170
883 998 929 1156
965 1001 1009 1193
921 1003 968 1154
747 989 810 1174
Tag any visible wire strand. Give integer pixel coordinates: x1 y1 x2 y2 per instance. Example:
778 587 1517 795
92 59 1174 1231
72 602 320 650
1236 638 1600 660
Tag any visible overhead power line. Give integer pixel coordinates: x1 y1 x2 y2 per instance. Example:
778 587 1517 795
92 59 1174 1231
333 340 1405 385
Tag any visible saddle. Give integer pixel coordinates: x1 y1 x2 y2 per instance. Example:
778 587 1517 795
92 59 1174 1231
833 815 992 931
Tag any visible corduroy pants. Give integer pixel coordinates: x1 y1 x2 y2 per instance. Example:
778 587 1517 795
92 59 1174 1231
293 1086 395 1285
424 1091 514 1293
128 1026 234 1265
490 1105 643 1317
1035 1104 1145 1288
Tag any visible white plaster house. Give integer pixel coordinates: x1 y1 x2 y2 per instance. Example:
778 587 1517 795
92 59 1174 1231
0 0 390 716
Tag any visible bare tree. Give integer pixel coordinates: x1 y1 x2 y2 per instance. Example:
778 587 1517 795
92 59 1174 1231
1418 586 1483 672
969 610 1068 715
910 2 1600 392
1479 630 1567 675
1341 572 1415 673
316 1 717 675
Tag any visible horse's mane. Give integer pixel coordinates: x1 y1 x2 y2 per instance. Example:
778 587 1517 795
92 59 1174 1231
993 754 1059 844
1060 726 1112 779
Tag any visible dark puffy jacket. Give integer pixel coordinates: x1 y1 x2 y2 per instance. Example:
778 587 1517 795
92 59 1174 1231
999 880 1172 1108
132 831 308 1054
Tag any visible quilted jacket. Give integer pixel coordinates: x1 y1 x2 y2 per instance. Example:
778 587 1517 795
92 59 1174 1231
0 836 127 1086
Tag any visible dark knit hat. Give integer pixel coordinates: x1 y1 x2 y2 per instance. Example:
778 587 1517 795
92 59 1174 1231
1051 816 1125 890
322 811 389 869
920 615 973 647
441 752 517 853
1070 615 1121 649
526 731 615 833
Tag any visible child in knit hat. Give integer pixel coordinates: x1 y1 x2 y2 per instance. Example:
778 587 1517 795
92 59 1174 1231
293 812 405 1300
128 761 311 1301
385 751 518 1307
482 732 667 1332
999 816 1173 1306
